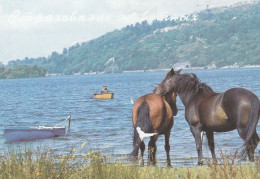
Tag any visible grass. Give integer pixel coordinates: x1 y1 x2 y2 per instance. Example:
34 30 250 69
0 144 259 179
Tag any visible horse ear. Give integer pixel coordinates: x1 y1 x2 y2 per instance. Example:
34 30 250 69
170 68 175 75
192 73 198 79
176 69 182 74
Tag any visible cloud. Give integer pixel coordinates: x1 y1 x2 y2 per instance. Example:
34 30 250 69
2 0 197 30
0 4 2 14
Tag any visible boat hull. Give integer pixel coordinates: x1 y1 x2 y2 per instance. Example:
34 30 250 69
93 93 114 99
4 126 66 142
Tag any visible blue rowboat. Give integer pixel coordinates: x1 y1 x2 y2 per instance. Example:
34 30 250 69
4 126 66 142
4 114 71 142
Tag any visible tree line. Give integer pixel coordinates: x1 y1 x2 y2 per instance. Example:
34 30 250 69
0 65 46 79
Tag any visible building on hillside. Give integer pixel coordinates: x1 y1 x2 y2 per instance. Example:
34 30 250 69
173 62 191 70
105 57 116 65
221 62 239 69
207 62 217 69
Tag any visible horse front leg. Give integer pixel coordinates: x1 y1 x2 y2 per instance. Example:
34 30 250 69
206 131 217 164
190 125 203 165
164 131 172 167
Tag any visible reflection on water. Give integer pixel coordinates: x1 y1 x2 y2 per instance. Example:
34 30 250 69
0 68 259 167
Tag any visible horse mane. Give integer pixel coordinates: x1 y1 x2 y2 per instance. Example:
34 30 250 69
175 73 215 97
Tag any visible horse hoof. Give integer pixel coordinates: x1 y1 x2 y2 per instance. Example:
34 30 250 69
167 164 172 168
197 162 203 166
139 159 144 167
212 160 218 165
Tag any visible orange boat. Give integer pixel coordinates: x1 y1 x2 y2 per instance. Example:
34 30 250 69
93 92 114 99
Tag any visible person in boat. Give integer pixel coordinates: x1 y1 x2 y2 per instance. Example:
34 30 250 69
101 85 110 94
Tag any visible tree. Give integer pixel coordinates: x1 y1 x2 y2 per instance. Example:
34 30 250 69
62 48 68 55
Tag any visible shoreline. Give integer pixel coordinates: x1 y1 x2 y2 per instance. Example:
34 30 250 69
7 65 260 78
122 65 260 74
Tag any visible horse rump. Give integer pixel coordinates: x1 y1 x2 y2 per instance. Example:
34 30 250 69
131 101 154 158
239 96 260 161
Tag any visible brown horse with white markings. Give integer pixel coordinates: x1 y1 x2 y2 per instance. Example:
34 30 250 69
131 92 178 167
155 68 260 165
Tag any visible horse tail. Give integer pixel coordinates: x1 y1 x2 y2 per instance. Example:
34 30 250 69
136 101 153 134
259 99 260 115
244 96 260 147
131 101 155 157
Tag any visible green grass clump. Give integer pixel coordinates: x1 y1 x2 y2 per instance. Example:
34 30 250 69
0 145 259 179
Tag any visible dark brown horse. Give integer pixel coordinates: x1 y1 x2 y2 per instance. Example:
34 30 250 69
155 68 260 165
131 92 178 167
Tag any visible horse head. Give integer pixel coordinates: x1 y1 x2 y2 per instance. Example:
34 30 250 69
154 68 182 96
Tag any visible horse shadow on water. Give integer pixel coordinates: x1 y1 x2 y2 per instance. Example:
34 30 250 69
130 92 178 167
151 68 260 166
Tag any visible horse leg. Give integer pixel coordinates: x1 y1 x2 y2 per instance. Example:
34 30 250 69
164 131 172 167
206 131 217 164
237 127 257 161
131 128 140 159
247 131 259 162
139 141 145 166
148 135 158 166
190 125 203 165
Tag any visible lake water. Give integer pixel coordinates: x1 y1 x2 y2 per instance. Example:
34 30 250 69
0 68 259 167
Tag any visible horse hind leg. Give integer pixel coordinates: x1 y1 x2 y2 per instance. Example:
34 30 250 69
165 131 172 167
237 127 258 162
247 131 259 162
237 127 248 160
148 135 158 166
139 141 145 166
131 128 141 160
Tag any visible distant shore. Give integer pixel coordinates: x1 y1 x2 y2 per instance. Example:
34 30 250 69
122 65 260 74
44 65 260 77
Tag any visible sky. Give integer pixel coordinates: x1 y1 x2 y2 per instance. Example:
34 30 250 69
0 0 252 64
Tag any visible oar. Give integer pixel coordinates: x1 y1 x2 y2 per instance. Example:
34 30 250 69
90 92 98 99
68 113 71 133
